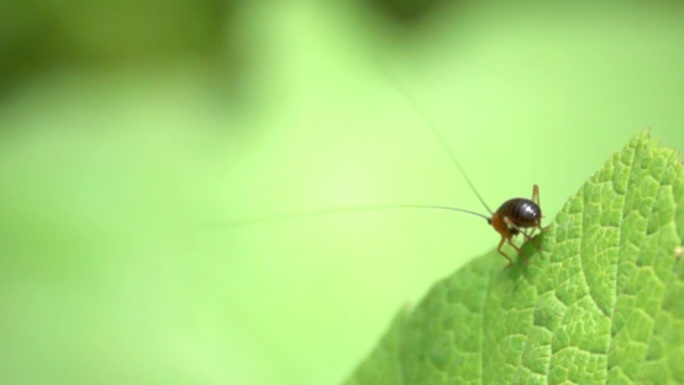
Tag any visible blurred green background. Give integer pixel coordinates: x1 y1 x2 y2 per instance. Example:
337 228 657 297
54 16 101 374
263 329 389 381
2 1 684 384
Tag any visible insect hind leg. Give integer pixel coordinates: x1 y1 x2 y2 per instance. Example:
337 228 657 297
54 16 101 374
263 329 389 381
532 184 540 206
531 184 551 233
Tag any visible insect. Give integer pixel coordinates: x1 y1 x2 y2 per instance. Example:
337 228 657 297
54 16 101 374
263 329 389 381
217 80 549 267
395 126 549 267
472 183 547 267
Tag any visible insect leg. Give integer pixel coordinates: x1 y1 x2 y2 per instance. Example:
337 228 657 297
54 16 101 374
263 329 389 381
532 184 540 206
507 237 522 253
503 216 540 263
496 236 514 268
520 227 541 244
502 216 523 239
532 184 551 232
520 229 542 260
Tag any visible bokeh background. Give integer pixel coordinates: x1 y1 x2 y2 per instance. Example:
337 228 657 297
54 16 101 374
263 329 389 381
2 1 684 384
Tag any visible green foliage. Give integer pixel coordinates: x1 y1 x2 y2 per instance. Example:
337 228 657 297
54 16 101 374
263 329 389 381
344 131 684 385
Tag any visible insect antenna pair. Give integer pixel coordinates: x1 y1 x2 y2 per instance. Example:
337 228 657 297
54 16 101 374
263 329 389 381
216 82 549 267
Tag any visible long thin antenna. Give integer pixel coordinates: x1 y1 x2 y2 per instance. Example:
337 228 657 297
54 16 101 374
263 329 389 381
382 71 494 215
203 204 489 229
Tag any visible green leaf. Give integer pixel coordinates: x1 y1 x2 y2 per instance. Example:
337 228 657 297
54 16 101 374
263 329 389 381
343 131 684 385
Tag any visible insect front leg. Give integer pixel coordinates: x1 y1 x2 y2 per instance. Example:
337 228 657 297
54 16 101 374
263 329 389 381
492 215 519 268
496 236 514 268
503 216 538 264
502 216 520 239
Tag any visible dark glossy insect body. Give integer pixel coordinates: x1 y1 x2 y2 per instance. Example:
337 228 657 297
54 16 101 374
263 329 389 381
498 198 542 228
487 184 546 267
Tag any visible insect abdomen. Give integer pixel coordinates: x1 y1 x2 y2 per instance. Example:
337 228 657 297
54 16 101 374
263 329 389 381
498 198 541 227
